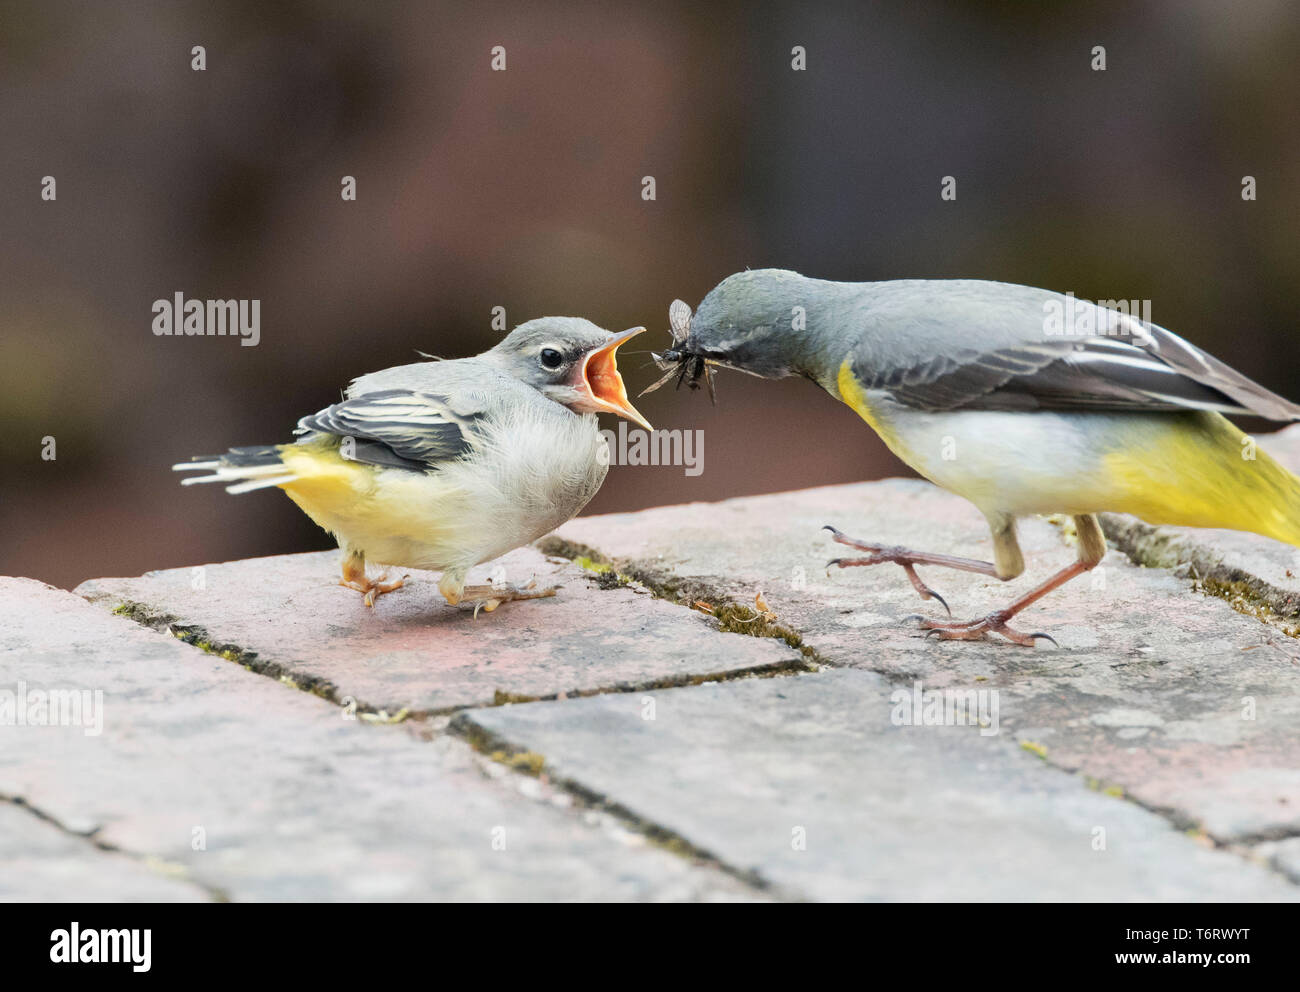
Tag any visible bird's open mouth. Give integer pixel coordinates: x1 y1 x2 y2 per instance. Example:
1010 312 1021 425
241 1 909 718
580 327 653 431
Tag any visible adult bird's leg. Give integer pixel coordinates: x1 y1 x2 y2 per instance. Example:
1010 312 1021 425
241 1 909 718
438 572 557 617
339 550 407 607
917 514 1106 646
824 524 1009 616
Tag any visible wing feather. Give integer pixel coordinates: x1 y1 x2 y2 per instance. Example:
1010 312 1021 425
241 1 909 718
857 307 1300 421
294 389 480 470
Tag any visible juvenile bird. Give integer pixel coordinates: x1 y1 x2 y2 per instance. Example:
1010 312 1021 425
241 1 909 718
654 269 1300 644
175 318 650 612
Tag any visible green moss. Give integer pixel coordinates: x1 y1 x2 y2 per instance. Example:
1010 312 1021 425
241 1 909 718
490 749 546 776
539 534 824 667
359 707 411 725
107 598 357 712
110 600 178 630
707 601 806 653
1102 514 1300 635
1045 513 1079 546
493 689 540 706
1085 777 1125 798
1020 739 1049 760
454 719 546 776
1194 576 1300 636
536 535 608 566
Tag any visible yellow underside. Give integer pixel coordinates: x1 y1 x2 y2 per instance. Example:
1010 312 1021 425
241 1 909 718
1097 415 1300 546
275 444 378 532
273 443 461 564
836 359 1300 547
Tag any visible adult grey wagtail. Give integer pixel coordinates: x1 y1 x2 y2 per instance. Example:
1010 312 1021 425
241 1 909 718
174 318 651 612
647 268 1300 645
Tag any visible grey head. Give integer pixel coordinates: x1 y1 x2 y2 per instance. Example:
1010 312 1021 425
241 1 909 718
682 269 836 381
482 316 652 429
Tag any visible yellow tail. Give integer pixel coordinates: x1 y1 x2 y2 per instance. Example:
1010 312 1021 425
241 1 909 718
1102 412 1300 547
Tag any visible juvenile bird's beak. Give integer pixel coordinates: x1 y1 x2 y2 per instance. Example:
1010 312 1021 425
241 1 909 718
577 326 654 431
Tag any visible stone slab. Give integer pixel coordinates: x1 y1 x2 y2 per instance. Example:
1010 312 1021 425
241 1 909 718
0 801 206 902
556 477 1300 844
75 548 800 715
0 578 759 901
461 668 1297 900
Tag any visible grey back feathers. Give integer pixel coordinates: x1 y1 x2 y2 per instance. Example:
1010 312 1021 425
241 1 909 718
687 269 1300 422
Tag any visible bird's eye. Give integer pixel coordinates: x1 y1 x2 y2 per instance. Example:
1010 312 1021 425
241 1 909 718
539 348 564 370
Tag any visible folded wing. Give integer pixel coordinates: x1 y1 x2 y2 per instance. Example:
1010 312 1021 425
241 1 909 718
856 299 1300 422
295 389 482 470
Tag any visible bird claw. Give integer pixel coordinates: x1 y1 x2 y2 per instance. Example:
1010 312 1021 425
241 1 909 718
824 528 954 615
916 613 1058 647
460 581 557 617
921 586 951 616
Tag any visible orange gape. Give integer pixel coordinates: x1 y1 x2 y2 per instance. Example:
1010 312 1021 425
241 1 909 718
585 348 626 407
579 332 653 431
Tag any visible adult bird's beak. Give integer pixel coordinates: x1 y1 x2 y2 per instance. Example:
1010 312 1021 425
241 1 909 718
578 326 654 431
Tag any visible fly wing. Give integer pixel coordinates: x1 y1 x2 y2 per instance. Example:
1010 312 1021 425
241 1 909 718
668 299 693 343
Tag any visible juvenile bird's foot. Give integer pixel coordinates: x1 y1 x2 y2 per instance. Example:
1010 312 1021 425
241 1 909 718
823 524 1000 616
456 580 558 617
914 612 1058 648
339 552 407 607
340 572 407 607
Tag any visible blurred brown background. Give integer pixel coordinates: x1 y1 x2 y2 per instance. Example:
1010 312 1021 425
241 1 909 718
2 0 1298 589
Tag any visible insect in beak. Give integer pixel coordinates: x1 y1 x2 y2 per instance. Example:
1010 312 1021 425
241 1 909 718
638 299 719 404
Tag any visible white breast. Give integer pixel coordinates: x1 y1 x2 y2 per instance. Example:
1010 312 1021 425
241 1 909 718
413 403 608 572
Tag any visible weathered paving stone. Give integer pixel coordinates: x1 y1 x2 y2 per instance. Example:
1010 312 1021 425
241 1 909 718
75 547 801 714
461 669 1298 900
0 578 761 901
1258 837 1300 884
556 456 1300 844
0 802 205 902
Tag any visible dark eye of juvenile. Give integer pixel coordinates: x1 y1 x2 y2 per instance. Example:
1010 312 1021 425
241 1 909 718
539 348 563 370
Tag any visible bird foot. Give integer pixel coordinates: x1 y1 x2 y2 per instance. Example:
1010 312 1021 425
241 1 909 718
823 525 952 615
460 580 557 618
340 573 408 608
915 612 1057 647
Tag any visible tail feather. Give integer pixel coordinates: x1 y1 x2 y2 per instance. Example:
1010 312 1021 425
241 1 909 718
173 445 297 494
